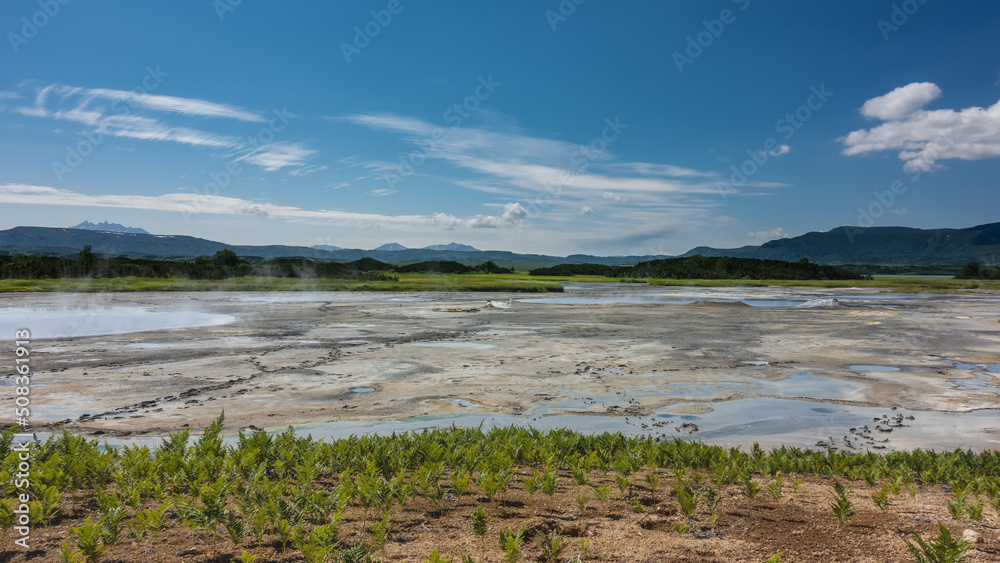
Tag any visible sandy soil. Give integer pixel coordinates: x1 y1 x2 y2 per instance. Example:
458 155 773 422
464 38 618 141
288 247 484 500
3 285 1000 449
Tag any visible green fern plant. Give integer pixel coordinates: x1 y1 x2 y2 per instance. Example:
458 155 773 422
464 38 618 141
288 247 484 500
225 511 247 553
904 522 969 563
947 498 965 522
70 516 108 563
0 498 16 552
536 528 568 563
871 487 892 511
522 473 538 496
676 484 699 520
966 498 984 522
704 486 722 514
593 485 612 504
59 542 86 563
575 491 590 516
451 469 471 499
370 511 392 554
499 525 525 563
742 474 761 517
830 480 856 525
470 505 488 561
613 474 630 500
768 472 783 502
645 472 660 503
425 549 453 563
540 468 559 497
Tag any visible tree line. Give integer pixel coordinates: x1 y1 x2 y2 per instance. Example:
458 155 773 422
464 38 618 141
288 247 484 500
0 247 514 280
531 255 867 280
958 261 1000 280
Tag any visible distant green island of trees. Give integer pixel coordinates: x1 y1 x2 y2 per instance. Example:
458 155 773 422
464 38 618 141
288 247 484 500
2 247 997 282
0 247 515 280
531 255 868 281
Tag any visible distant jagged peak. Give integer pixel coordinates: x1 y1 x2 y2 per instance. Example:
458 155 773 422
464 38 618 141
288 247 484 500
70 221 150 235
422 242 480 252
374 242 409 251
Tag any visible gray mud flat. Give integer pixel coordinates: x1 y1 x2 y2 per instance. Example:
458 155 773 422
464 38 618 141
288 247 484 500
3 285 1000 451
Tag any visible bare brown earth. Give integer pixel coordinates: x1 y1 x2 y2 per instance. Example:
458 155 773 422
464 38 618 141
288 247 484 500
4 469 1000 563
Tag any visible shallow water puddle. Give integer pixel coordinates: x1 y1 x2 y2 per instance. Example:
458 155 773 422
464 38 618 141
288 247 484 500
517 296 809 307
662 370 865 401
410 342 494 350
350 387 376 393
229 293 368 303
950 360 1000 374
762 370 867 400
517 296 694 305
949 372 1000 394
849 365 900 372
744 300 805 307
224 399 1000 452
0 306 233 338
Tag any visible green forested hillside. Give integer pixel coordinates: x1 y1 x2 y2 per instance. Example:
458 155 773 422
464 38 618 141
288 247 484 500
682 222 1000 266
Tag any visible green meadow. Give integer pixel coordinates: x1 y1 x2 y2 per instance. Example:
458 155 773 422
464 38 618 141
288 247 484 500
2 273 998 293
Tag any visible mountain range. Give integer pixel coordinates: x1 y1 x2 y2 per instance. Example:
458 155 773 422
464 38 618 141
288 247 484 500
1 221 997 266
334 242 480 252
2 226 646 265
70 221 150 235
681 223 1000 266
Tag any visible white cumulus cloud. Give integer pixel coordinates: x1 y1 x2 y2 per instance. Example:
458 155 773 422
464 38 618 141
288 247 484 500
432 202 527 229
748 227 788 241
860 82 941 121
841 82 1000 172
769 144 791 157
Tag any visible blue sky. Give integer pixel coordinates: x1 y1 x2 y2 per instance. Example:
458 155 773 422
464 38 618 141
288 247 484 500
1 1 999 256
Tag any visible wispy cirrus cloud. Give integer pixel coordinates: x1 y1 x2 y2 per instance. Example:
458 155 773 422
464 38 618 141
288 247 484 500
604 162 715 178
6 82 315 171
289 164 329 177
341 111 790 250
344 112 782 202
841 82 1000 172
